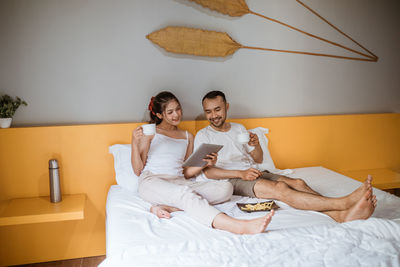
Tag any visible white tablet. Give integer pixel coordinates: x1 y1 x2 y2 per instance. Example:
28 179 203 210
182 144 223 167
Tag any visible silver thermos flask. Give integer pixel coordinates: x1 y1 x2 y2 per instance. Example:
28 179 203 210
49 159 62 203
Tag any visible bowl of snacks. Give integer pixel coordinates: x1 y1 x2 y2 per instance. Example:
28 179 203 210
237 201 279 213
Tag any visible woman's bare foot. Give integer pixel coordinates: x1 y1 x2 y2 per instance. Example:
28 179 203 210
344 175 373 209
150 205 171 219
150 205 181 219
212 210 275 235
239 210 275 235
343 189 376 222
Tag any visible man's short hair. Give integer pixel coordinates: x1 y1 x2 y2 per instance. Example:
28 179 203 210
202 90 226 103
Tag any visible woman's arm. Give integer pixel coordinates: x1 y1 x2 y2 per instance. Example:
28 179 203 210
131 126 152 176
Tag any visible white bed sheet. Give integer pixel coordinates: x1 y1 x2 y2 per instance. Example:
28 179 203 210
100 167 400 267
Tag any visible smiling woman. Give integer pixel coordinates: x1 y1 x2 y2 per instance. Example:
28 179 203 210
149 92 183 127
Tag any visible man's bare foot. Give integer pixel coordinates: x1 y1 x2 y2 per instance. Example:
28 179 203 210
239 210 275 235
343 189 376 222
344 175 373 209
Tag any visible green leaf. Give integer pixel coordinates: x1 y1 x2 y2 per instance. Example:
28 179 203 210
0 94 28 118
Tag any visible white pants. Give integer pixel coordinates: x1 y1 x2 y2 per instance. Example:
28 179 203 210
138 171 233 227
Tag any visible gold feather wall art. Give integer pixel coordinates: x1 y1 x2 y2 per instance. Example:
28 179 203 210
147 0 378 62
147 26 374 61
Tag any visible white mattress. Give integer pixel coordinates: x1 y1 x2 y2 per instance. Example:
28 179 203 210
100 167 400 267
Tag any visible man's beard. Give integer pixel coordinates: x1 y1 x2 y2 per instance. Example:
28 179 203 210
210 116 225 128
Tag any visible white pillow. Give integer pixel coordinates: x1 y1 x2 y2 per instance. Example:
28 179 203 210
248 127 293 175
109 144 138 192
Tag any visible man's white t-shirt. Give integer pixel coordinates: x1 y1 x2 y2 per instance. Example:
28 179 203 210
194 123 256 181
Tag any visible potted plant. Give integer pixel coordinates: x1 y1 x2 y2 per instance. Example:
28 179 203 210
0 94 28 128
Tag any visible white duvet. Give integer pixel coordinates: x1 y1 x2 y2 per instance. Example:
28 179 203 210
99 167 400 267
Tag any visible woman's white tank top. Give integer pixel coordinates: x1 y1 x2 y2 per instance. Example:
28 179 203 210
142 132 188 177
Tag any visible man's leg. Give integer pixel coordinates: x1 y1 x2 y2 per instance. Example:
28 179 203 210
253 176 372 212
261 172 320 195
276 176 320 195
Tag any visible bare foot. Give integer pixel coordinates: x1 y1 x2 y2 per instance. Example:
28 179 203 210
150 205 180 219
239 210 275 235
343 189 376 222
345 175 373 209
372 195 377 207
150 205 181 219
150 205 171 219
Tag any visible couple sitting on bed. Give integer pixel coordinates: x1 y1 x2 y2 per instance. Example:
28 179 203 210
131 90 377 235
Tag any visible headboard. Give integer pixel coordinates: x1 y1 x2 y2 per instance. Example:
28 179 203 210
0 113 399 266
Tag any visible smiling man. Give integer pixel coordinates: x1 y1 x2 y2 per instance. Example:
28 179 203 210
194 90 377 223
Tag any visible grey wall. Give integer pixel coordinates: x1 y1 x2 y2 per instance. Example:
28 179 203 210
1 0 399 126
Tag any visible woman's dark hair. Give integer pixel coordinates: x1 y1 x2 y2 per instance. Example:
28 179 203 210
148 91 181 125
202 90 226 104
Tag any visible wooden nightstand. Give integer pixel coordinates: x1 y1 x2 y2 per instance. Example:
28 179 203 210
342 169 400 195
0 194 86 226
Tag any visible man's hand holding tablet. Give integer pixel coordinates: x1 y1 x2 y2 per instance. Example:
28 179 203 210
183 144 223 167
203 152 218 167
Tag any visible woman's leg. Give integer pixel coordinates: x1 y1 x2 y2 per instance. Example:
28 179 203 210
139 173 274 234
212 210 275 235
149 204 275 234
139 174 223 226
191 180 233 205
150 180 233 219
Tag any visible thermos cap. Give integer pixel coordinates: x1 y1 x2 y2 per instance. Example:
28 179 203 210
49 159 59 169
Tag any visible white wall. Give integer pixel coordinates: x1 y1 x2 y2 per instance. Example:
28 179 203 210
0 0 399 126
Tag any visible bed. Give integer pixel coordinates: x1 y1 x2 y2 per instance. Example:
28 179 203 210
99 166 400 267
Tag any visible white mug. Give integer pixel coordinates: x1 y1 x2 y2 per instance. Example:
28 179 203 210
142 123 156 135
237 132 250 144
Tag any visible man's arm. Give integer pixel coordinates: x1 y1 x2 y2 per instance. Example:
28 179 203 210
183 132 218 178
248 132 263 163
203 166 262 181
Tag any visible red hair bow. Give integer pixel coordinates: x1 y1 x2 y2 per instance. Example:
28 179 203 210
148 96 155 115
